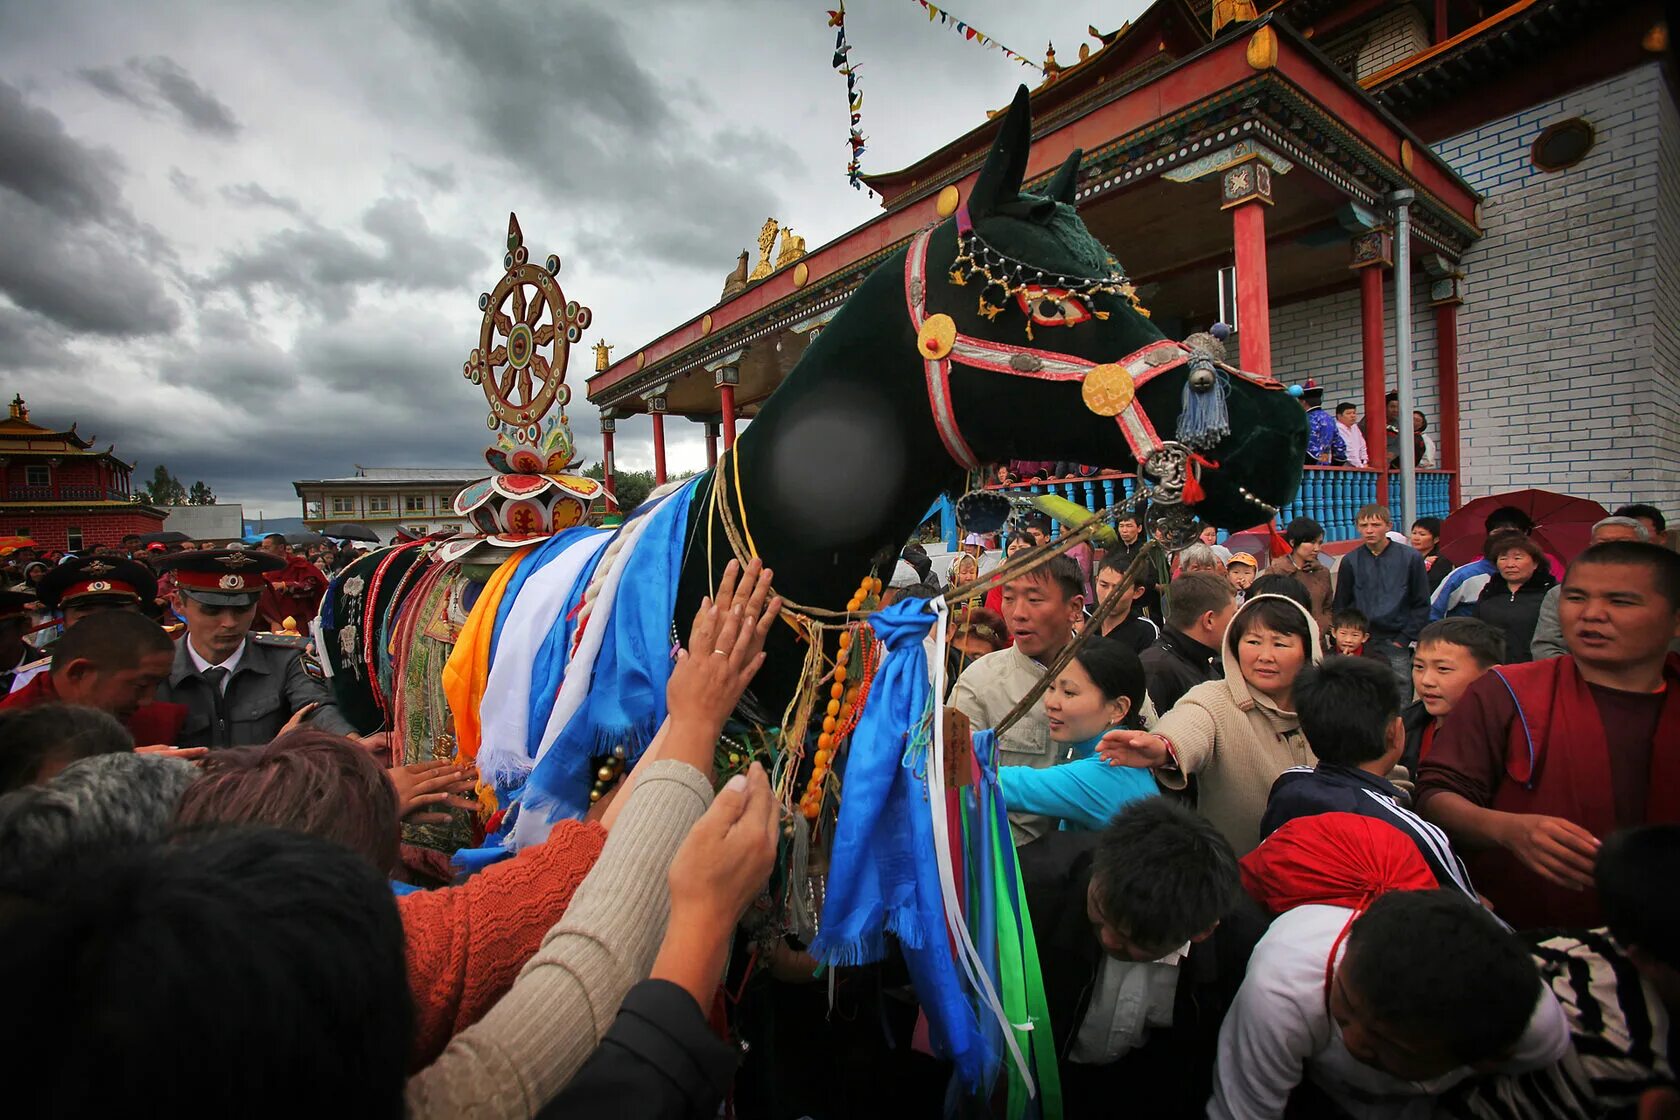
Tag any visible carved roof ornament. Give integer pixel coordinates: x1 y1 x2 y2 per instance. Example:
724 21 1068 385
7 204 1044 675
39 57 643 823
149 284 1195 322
748 218 780 282
775 227 807 269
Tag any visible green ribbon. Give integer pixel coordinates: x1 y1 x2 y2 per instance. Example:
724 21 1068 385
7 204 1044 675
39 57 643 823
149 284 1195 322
989 799 1063 1120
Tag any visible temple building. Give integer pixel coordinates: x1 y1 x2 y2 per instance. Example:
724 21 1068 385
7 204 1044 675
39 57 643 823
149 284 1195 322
0 395 166 551
587 0 1672 539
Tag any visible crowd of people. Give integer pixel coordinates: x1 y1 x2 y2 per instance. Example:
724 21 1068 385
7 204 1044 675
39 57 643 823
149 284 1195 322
0 485 1675 1118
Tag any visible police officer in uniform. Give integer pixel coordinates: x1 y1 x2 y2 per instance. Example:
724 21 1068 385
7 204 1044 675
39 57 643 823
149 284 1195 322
8 553 159 695
155 549 355 748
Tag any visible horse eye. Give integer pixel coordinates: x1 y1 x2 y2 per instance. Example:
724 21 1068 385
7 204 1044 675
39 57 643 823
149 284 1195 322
1039 298 1061 318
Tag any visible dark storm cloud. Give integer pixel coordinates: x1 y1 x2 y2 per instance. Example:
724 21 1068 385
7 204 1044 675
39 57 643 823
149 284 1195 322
209 197 485 315
0 79 123 222
0 191 182 335
168 167 205 202
0 81 181 336
0 305 68 372
79 56 241 138
410 162 458 192
220 181 304 215
399 0 787 271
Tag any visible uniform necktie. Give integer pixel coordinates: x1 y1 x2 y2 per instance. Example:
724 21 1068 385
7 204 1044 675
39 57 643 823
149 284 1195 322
202 666 229 694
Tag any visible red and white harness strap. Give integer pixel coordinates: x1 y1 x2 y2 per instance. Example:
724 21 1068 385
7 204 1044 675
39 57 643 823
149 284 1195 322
903 223 1297 484
905 224 1194 472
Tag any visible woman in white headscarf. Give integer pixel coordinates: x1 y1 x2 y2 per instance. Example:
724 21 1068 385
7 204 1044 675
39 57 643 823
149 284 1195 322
1099 593 1323 856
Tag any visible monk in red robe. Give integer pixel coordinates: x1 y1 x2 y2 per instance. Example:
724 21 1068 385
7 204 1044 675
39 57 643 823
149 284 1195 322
1419 541 1680 928
0 610 187 747
256 534 328 630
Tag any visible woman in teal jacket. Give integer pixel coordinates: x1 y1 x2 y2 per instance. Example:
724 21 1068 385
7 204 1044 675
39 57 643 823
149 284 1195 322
997 639 1156 832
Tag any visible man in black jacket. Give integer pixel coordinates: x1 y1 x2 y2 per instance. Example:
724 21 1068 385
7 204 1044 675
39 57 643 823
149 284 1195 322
1107 511 1167 623
1020 798 1269 1118
1139 572 1235 716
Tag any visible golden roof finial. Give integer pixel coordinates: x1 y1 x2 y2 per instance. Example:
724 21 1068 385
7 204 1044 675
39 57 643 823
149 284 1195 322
593 341 613 372
8 394 26 420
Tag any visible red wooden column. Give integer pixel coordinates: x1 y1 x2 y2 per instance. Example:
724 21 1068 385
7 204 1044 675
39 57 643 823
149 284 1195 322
1431 276 1465 509
599 415 619 515
715 365 740 450
704 420 720 469
1352 228 1393 493
1222 159 1275 377
647 392 669 487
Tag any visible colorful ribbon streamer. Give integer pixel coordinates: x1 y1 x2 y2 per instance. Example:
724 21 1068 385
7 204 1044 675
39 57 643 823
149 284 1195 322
827 4 867 190
912 1 1045 72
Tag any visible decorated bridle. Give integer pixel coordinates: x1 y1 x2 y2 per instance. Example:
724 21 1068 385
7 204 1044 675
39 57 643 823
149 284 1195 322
905 208 1281 508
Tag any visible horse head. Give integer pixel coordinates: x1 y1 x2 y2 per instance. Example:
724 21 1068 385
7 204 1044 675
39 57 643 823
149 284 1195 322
913 85 1306 530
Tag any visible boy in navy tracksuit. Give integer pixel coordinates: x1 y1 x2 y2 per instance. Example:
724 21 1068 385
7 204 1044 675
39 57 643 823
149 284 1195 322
1260 655 1480 903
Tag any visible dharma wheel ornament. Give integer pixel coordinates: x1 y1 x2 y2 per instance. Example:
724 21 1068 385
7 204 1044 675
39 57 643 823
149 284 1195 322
466 213 592 442
440 213 602 563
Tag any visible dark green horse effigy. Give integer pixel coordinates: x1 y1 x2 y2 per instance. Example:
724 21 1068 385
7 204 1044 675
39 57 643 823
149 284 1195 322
319 85 1305 1113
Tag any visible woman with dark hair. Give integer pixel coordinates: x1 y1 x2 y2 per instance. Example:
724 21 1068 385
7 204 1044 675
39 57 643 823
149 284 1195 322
175 727 605 1071
1410 516 1455 591
1100 595 1323 855
1473 531 1556 664
996 641 1157 832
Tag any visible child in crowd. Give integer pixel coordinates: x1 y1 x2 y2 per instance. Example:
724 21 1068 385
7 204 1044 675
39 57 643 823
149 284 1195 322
1330 608 1369 657
1260 656 1479 901
1402 617 1503 779
1226 553 1256 603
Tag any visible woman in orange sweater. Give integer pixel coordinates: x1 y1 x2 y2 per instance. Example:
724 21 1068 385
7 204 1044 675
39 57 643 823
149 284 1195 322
174 728 608 1069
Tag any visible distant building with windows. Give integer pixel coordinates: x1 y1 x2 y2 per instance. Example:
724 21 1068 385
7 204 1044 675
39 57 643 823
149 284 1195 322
292 466 483 544
0 394 166 551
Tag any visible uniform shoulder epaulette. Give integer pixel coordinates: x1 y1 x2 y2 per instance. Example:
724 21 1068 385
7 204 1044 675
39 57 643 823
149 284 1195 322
251 631 311 650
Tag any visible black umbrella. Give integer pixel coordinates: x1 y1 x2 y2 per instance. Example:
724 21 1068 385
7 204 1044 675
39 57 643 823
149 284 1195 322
140 531 191 545
322 522 380 542
285 530 325 546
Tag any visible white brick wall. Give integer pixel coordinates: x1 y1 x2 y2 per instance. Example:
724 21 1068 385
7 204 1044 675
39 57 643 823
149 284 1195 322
1439 63 1671 508
1652 72 1680 502
1270 275 1440 444
1268 63 1676 510
1354 5 1431 80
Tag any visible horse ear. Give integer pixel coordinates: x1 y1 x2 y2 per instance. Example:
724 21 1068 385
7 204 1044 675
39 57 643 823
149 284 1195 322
1043 149 1083 205
968 85 1034 219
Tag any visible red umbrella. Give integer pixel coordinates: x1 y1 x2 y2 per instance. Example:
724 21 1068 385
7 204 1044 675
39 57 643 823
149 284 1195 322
1436 489 1608 566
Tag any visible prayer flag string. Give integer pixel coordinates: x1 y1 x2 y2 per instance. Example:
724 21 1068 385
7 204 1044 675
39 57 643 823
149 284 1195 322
827 5 868 191
911 1 1045 73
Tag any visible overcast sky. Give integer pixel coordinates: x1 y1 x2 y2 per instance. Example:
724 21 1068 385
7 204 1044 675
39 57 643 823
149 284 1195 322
0 0 1145 518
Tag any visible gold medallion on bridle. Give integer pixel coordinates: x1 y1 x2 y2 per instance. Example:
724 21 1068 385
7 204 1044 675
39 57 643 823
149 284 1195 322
918 314 957 361
1081 363 1136 416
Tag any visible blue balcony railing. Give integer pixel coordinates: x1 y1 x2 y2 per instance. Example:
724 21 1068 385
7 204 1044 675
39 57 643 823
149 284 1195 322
949 467 1455 549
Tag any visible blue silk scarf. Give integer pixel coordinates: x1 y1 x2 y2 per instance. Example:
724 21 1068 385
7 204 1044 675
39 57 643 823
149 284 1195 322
519 479 698 822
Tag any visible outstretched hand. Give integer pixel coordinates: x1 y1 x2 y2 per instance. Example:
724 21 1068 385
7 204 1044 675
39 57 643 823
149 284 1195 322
667 558 781 735
1097 728 1172 769
389 760 480 824
652 761 781 1007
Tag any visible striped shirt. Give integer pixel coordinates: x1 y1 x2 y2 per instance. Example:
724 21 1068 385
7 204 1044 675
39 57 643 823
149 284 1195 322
1446 929 1674 1119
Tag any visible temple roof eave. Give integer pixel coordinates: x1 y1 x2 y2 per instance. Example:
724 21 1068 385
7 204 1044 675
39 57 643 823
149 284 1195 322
590 15 1483 410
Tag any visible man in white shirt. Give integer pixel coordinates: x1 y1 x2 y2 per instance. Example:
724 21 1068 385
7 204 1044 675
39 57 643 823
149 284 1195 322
1210 891 1568 1120
1335 402 1369 467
